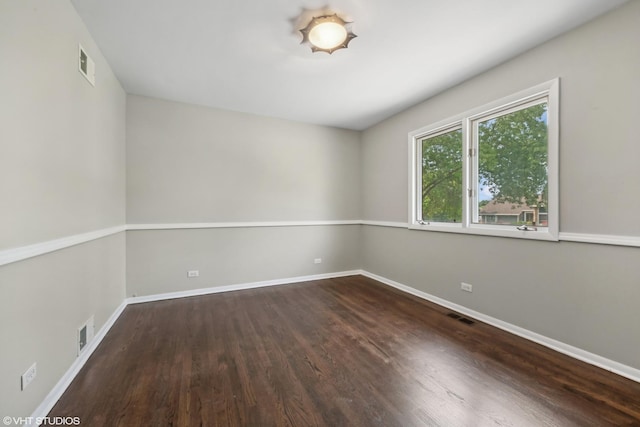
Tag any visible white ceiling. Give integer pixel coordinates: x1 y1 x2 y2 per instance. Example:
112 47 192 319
71 0 627 130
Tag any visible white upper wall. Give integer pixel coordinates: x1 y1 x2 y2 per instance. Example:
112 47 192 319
361 1 640 238
126 96 361 223
0 0 127 251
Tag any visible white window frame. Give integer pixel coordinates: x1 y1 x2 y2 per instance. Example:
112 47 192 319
408 79 559 241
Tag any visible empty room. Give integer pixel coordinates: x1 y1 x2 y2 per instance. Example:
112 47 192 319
1 0 639 425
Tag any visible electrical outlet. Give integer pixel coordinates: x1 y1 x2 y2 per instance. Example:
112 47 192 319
314 258 322 264
21 363 37 390
461 282 473 292
187 270 199 278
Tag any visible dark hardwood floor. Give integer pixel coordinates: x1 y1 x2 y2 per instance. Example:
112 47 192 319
48 275 640 426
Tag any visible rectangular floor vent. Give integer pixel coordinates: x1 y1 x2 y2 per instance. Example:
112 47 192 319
458 318 475 325
446 313 461 319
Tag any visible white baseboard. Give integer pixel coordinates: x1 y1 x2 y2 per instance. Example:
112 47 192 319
127 270 362 304
30 268 639 421
30 301 128 424
360 270 640 384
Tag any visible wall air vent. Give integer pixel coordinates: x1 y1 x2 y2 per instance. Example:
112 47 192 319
78 44 95 86
77 315 95 355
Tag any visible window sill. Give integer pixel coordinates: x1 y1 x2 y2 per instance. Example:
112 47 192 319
407 222 559 241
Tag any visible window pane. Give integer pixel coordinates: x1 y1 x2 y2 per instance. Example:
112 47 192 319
475 102 548 226
421 128 462 223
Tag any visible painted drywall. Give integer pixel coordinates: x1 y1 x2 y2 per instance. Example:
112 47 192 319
0 1 126 417
3 0 638 418
126 95 361 223
126 96 362 296
0 234 125 417
360 2 640 369
0 2 126 250
362 227 640 369
362 2 640 236
127 226 360 297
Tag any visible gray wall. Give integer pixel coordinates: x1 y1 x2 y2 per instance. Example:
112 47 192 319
0 235 126 417
0 2 126 250
126 96 362 296
3 0 639 418
360 2 640 369
127 226 360 296
0 1 126 416
127 96 361 223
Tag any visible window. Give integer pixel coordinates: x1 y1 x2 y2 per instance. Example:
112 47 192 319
420 126 463 223
409 79 559 240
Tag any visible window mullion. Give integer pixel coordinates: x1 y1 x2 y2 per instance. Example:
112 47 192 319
470 118 480 225
461 119 471 228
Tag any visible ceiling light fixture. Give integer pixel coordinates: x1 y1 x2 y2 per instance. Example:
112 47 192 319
300 13 356 54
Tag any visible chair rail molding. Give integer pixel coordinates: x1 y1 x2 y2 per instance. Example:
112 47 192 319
1 222 637 267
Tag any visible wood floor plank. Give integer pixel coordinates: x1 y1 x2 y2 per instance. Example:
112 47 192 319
47 275 640 426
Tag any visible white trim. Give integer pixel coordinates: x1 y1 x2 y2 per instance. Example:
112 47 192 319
360 221 640 248
128 270 361 304
30 301 128 423
127 220 361 230
0 222 360 267
1 223 637 269
360 270 640 384
0 226 126 267
359 220 407 229
408 78 560 242
407 222 558 241
559 232 640 248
